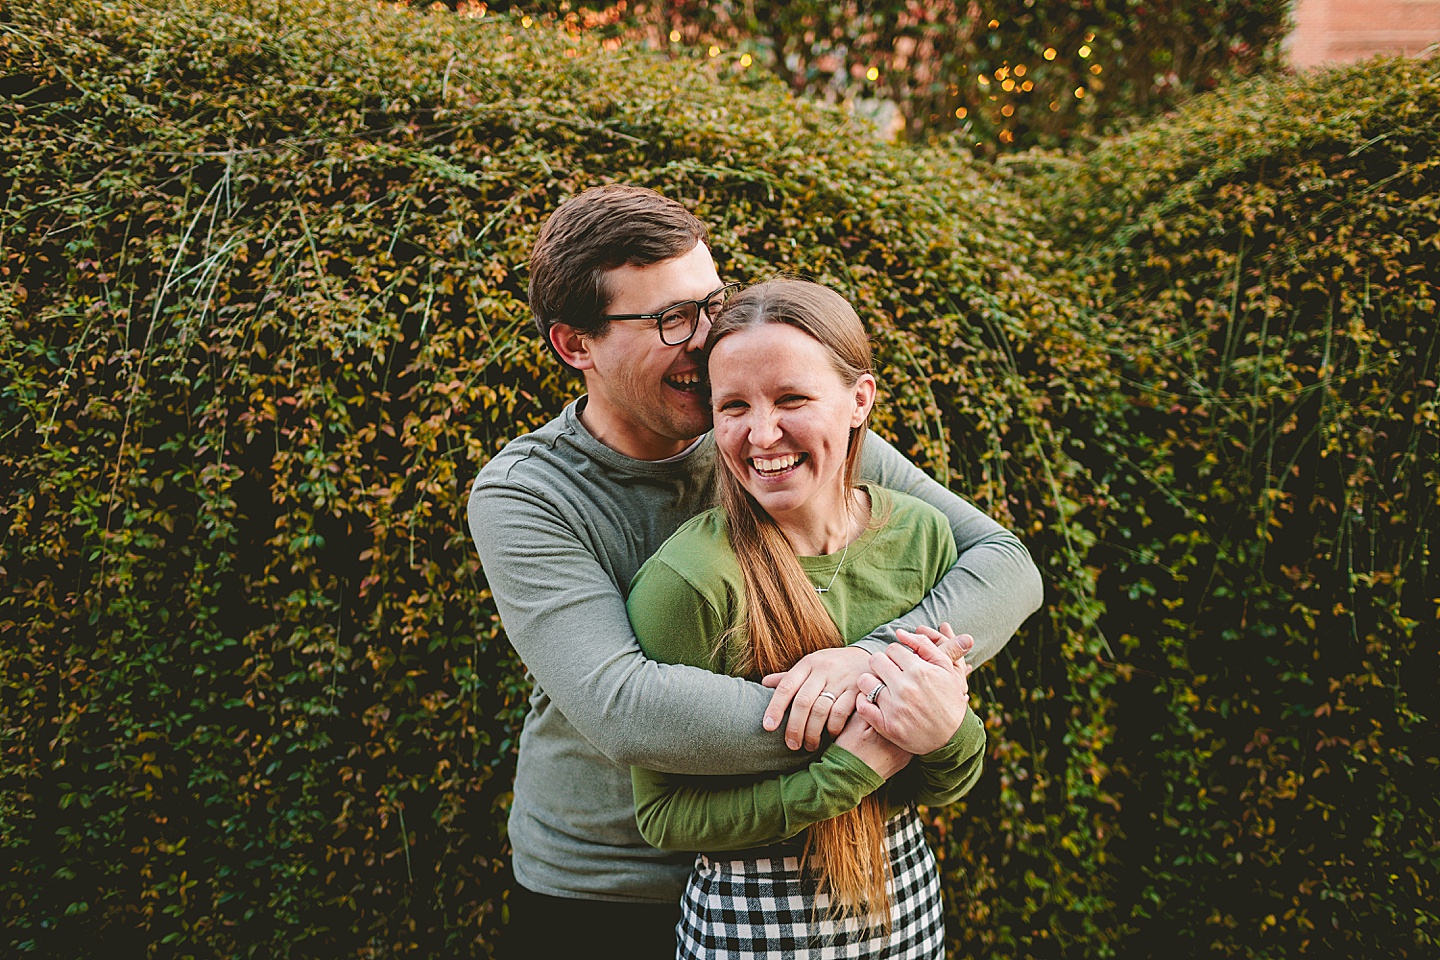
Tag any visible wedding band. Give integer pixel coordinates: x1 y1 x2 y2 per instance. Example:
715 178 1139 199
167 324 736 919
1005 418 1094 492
865 681 886 704
817 691 837 702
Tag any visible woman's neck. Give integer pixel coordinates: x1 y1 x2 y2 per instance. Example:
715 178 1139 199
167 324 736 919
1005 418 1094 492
776 486 871 556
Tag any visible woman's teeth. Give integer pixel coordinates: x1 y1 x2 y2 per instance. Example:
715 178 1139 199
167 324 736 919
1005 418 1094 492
751 454 806 476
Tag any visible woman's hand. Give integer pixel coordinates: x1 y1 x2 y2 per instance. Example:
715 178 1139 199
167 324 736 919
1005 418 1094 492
853 626 973 755
834 714 912 780
761 646 869 751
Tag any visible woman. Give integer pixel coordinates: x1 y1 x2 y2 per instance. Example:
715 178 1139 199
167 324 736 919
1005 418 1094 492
626 279 986 959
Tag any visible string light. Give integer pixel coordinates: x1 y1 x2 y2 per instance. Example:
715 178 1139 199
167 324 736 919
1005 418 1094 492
866 66 880 81
669 29 680 42
1079 44 1092 58
1043 47 1057 60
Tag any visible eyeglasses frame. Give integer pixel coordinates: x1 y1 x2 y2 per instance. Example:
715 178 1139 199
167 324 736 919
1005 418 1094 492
598 282 742 346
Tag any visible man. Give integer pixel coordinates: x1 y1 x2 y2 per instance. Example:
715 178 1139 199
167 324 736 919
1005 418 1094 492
468 185 1042 954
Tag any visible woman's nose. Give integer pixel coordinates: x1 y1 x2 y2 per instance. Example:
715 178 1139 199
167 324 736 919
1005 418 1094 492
749 410 782 447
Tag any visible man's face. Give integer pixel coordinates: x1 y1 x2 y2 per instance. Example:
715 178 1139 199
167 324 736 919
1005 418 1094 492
577 240 723 460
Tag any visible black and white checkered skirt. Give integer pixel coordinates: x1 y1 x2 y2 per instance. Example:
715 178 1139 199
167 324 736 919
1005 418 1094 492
676 807 944 959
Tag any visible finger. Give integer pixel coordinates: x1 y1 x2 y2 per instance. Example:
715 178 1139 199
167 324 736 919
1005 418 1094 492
761 672 785 688
762 664 811 732
938 622 959 641
825 689 858 739
800 686 836 752
787 674 832 750
886 639 928 671
908 624 947 643
867 651 905 688
892 630 948 667
935 633 974 666
852 694 885 734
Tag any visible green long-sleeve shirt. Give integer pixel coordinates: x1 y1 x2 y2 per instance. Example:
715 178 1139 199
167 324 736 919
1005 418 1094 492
627 486 986 854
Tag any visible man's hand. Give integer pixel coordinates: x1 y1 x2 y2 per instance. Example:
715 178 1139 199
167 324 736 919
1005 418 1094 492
853 627 973 755
917 622 974 666
834 714 911 780
761 646 869 751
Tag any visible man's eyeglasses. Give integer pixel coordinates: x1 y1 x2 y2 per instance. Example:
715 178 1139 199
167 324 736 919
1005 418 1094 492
600 283 741 346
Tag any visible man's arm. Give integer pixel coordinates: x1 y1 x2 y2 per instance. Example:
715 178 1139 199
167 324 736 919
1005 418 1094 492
857 431 1043 664
469 481 797 776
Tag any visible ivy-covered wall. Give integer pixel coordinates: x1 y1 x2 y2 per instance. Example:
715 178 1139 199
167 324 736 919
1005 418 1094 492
0 1 1434 958
1027 58 1440 957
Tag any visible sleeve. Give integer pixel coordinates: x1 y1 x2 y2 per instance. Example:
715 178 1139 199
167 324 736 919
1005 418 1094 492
906 708 986 807
626 556 887 852
468 480 798 776
857 431 1044 665
631 750 884 851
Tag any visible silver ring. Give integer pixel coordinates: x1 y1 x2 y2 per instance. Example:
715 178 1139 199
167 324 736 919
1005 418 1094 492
865 681 886 704
817 691 837 702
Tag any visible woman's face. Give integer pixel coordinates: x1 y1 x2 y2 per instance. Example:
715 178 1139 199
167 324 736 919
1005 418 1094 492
707 322 876 541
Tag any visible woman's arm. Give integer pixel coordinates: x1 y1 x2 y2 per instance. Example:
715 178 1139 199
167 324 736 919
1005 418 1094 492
908 708 986 807
627 557 908 851
631 747 884 851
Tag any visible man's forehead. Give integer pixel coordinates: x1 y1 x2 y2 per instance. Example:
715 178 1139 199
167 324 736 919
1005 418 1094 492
602 241 721 312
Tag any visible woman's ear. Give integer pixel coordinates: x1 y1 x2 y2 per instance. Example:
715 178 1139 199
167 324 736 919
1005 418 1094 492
851 373 877 427
549 323 595 370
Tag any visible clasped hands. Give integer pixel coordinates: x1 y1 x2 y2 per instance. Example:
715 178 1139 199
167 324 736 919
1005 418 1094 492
760 623 974 778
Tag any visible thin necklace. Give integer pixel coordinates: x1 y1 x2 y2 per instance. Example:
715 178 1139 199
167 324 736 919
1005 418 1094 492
815 540 849 594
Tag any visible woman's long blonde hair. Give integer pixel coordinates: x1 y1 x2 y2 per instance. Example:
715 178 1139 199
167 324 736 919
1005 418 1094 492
708 279 891 925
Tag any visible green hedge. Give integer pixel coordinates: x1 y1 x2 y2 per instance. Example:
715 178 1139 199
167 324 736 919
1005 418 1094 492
1026 57 1440 958
0 1 1118 956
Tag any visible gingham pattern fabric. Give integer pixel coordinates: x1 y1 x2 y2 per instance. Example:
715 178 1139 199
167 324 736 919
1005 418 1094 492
676 808 944 959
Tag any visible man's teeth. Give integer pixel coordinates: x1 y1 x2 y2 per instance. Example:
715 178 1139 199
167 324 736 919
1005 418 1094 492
668 372 701 386
752 454 803 474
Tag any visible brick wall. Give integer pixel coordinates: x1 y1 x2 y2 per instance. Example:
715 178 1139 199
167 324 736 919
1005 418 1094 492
1288 0 1440 67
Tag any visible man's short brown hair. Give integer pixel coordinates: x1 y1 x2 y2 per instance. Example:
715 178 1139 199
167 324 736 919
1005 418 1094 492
528 185 708 368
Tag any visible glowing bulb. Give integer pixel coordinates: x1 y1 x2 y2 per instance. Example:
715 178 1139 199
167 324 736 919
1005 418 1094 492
1043 47 1057 60
956 106 968 118
1079 45 1092 58
741 53 752 67
708 44 720 58
669 29 680 42
866 66 879 81
1074 86 1085 98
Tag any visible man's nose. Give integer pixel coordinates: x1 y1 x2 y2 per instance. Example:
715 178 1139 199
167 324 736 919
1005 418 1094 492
687 311 712 351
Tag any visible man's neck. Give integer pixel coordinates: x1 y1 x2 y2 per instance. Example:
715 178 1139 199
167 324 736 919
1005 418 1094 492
576 397 698 462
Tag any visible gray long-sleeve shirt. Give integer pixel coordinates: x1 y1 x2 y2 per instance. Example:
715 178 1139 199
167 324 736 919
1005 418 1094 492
468 398 1042 902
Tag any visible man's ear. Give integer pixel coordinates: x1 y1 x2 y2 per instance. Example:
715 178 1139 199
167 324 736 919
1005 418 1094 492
549 323 595 370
